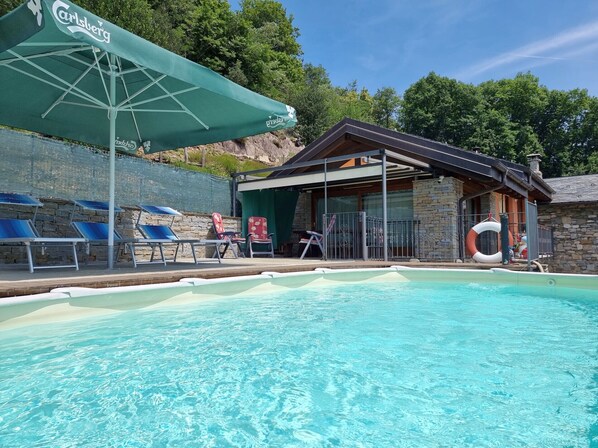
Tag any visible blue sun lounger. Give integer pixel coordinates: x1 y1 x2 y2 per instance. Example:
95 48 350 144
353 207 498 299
71 200 169 267
0 193 84 273
136 204 229 263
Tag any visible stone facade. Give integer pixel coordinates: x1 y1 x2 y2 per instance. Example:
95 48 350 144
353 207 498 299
413 177 464 261
538 202 598 274
285 192 312 257
292 192 312 231
479 192 500 217
0 199 241 267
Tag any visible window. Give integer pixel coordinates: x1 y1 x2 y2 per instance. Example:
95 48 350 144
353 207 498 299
315 195 358 229
314 190 413 229
363 191 413 220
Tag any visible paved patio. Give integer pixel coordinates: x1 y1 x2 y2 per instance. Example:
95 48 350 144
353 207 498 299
0 256 531 298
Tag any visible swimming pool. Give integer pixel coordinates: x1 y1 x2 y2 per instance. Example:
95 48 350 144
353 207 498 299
0 268 597 446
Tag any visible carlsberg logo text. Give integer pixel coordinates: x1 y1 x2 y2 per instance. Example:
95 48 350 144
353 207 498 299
115 138 137 153
52 0 111 43
266 115 286 129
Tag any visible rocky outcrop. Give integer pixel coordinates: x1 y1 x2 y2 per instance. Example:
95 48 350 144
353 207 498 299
215 132 301 165
148 131 302 167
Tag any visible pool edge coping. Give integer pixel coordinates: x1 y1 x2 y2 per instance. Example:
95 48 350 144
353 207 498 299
1 267 597 330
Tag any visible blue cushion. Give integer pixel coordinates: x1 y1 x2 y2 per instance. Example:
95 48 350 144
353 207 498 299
0 219 37 238
0 193 42 207
139 205 181 216
73 222 120 241
74 200 123 213
138 224 177 240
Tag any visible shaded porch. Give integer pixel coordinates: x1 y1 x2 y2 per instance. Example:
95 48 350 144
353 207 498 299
234 119 554 266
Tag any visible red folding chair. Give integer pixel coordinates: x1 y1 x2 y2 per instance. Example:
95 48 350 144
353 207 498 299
247 216 274 258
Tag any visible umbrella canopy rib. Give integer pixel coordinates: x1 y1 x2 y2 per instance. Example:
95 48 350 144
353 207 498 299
43 50 106 118
6 48 108 108
115 58 142 142
92 49 111 104
0 46 84 64
115 72 167 108
138 67 209 130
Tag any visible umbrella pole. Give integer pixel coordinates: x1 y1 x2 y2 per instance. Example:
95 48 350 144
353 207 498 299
108 55 116 269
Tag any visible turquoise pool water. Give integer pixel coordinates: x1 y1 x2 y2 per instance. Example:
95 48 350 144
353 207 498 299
0 281 597 447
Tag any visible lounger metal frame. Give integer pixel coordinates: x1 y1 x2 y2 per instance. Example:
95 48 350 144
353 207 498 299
0 194 84 273
0 219 84 273
137 205 229 264
71 200 169 267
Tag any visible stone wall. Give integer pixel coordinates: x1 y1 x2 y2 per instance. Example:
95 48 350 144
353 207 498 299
293 192 312 231
479 192 500 217
538 202 598 274
413 177 463 261
284 192 312 257
0 198 241 268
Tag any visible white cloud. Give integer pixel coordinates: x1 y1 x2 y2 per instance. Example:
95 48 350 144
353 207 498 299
456 20 598 80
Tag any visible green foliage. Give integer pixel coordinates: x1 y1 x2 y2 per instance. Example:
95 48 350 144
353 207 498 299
287 64 335 145
26 0 305 101
400 72 598 176
236 0 304 98
401 72 481 146
187 151 204 164
186 0 245 76
239 0 301 56
239 159 271 175
75 0 185 53
329 82 374 124
0 0 23 16
215 152 240 176
174 150 270 178
172 160 205 173
372 87 401 129
287 67 401 145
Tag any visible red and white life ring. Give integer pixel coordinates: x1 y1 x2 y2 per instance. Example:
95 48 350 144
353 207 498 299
466 221 514 263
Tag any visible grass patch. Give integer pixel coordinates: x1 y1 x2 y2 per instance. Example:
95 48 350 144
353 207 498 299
172 152 272 178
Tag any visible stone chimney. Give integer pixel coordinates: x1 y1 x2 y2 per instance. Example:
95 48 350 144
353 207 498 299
527 153 542 178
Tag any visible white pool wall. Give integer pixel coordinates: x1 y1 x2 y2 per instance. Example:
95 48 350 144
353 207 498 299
0 267 596 330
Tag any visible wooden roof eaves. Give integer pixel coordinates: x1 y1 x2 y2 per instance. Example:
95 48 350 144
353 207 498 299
347 124 499 180
277 119 351 168
273 118 551 200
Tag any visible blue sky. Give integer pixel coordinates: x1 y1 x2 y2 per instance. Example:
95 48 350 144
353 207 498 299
273 0 598 96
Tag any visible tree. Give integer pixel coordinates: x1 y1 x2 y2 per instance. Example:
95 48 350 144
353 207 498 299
237 0 303 99
398 71 598 175
372 87 401 129
478 73 545 163
239 0 301 56
185 0 246 76
465 107 518 161
75 0 184 53
400 72 481 146
146 0 198 56
328 81 374 124
565 94 598 176
0 0 22 16
287 64 334 145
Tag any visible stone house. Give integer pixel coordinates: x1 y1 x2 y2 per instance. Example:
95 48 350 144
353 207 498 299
538 174 598 274
236 119 554 262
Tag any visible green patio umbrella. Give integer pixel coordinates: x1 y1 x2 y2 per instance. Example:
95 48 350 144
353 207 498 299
0 0 297 267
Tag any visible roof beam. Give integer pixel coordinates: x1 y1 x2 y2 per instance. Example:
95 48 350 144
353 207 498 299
238 164 384 192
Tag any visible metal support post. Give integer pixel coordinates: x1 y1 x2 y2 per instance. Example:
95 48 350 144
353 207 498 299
107 54 117 269
382 151 388 261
